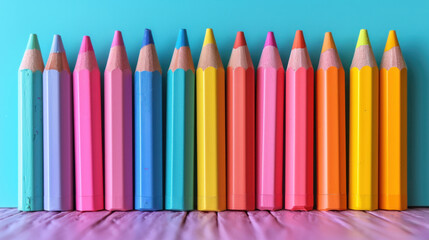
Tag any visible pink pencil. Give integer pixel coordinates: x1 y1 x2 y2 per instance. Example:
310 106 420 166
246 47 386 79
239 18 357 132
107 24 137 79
74 36 104 211
285 30 314 210
256 32 284 210
104 31 133 211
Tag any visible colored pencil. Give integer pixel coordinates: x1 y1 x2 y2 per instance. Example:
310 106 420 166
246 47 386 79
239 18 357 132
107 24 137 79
43 35 74 211
256 32 284 210
134 29 163 211
226 31 255 210
18 34 44 211
166 29 195 211
379 30 407 210
349 29 379 210
73 36 104 211
104 31 133 211
196 28 226 211
316 32 346 211
285 30 314 211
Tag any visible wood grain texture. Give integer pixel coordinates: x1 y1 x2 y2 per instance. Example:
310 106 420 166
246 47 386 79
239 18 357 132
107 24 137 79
0 208 428 240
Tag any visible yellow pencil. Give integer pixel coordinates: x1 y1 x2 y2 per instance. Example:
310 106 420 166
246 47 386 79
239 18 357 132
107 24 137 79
379 30 407 210
349 29 379 210
197 28 226 211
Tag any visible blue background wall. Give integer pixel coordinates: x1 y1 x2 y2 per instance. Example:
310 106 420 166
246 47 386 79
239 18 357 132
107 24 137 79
1 0 428 207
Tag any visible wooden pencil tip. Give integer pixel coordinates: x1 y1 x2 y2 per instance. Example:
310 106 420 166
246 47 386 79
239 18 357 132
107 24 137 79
26 34 40 51
264 31 277 48
321 32 336 53
384 30 400 52
292 30 306 49
203 28 216 46
79 36 94 53
142 29 154 47
233 31 247 48
356 29 370 48
50 34 65 53
175 29 189 49
111 30 124 47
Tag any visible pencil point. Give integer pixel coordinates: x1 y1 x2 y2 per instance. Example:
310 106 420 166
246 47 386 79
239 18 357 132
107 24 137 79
264 31 277 48
175 29 189 49
203 28 216 46
50 34 65 53
321 32 336 53
356 29 370 48
26 34 40 51
112 30 124 47
292 30 306 49
384 30 400 52
79 36 94 53
142 29 154 47
233 31 247 48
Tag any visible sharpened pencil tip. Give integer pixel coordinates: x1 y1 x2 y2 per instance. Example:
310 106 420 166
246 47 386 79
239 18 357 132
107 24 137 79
142 29 154 47
175 29 189 49
356 29 371 48
321 32 336 53
292 30 306 49
112 30 125 47
26 34 41 51
385 30 400 52
79 36 94 53
51 34 65 53
203 28 216 46
264 31 277 48
233 31 247 48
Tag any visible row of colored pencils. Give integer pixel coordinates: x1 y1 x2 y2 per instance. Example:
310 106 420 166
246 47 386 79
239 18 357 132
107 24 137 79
18 28 406 212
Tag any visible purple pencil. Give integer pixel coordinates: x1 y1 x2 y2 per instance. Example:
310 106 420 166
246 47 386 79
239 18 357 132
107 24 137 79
43 35 74 211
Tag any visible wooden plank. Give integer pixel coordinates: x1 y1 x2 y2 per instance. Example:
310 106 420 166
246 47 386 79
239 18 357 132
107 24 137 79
218 211 255 240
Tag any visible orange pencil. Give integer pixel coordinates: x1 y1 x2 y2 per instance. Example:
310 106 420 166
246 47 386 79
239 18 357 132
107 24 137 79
316 32 347 210
226 32 255 210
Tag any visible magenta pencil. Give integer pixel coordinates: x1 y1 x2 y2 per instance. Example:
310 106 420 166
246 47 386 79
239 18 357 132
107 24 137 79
256 32 284 210
104 31 133 211
285 30 314 210
73 36 104 211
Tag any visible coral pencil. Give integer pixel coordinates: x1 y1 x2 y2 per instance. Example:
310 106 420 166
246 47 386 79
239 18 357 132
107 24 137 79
166 29 195 211
43 35 74 211
316 32 346 211
349 29 379 210
285 30 314 211
256 32 284 210
379 30 407 210
104 31 133 211
227 31 255 210
73 36 104 211
135 29 163 211
197 28 226 211
18 34 44 211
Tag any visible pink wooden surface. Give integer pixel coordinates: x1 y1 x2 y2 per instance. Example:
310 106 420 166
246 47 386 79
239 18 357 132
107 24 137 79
0 208 428 240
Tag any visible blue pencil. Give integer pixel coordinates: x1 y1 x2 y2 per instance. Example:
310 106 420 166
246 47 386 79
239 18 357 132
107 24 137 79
134 29 163 210
18 34 44 211
165 29 195 210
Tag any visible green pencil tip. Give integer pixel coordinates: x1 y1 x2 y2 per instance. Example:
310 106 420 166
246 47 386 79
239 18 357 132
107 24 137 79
356 29 370 48
27 34 41 51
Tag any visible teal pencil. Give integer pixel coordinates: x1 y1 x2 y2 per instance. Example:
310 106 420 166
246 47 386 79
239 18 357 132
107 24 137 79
18 34 44 211
165 29 195 210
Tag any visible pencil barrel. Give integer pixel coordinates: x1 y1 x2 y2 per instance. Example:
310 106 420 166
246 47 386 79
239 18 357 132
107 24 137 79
196 67 226 211
226 67 255 210
285 67 314 210
166 69 195 211
379 67 407 210
349 66 379 210
18 70 44 211
43 70 73 211
134 71 163 210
